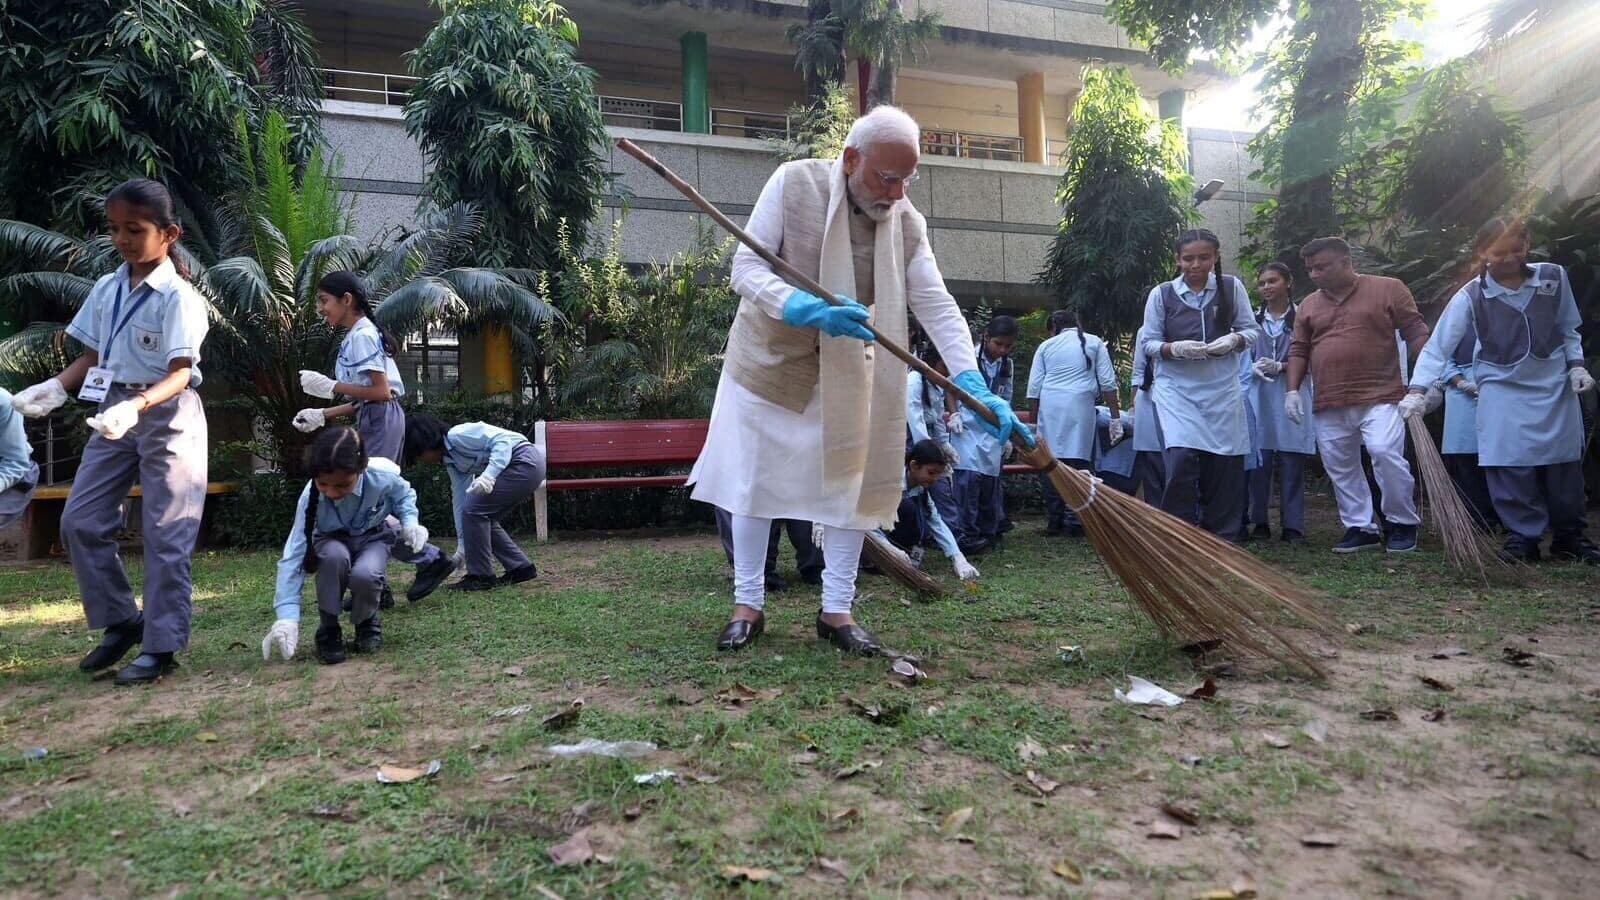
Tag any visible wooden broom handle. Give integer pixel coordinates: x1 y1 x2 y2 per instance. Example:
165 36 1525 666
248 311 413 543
615 138 1016 439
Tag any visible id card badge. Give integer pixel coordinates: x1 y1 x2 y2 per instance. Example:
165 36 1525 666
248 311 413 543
78 367 114 403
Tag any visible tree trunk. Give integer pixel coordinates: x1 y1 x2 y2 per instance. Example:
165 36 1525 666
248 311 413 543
802 0 835 104
856 57 871 113
1274 0 1364 278
867 59 896 108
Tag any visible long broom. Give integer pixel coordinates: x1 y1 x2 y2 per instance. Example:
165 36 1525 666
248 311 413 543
1405 413 1510 581
618 139 1337 676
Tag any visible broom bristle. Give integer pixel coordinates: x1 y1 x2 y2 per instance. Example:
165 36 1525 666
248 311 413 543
1018 439 1336 677
861 531 946 595
1405 416 1511 581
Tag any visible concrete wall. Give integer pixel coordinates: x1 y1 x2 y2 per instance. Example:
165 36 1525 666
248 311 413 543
913 0 1132 51
1187 128 1271 277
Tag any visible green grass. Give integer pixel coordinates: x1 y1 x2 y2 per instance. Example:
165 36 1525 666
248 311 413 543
2 506 1598 898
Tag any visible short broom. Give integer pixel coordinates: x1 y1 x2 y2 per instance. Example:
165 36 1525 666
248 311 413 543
617 139 1337 676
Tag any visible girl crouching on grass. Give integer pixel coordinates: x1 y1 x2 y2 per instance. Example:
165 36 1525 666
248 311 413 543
403 414 545 591
262 428 454 664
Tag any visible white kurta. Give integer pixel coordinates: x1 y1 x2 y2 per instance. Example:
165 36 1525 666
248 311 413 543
689 167 979 530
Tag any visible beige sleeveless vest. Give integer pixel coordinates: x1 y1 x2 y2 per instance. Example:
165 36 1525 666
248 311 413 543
723 159 926 412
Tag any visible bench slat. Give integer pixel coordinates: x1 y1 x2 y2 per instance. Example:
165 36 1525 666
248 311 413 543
544 419 707 468
31 482 239 502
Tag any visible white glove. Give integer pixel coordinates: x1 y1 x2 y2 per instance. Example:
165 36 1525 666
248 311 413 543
811 522 826 548
12 378 69 418
1571 367 1596 394
1203 334 1243 357
953 555 979 582
1449 378 1478 398
1107 417 1124 444
299 370 337 400
1168 340 1209 360
399 522 428 553
292 408 326 433
1397 390 1430 419
1424 383 1444 413
86 400 140 441
261 618 299 661
945 411 964 435
468 474 497 496
450 549 465 571
1252 358 1282 381
1284 390 1305 424
1001 442 1015 462
939 442 960 467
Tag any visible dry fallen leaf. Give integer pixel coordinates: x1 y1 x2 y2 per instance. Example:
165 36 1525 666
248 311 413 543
939 807 974 839
1422 707 1447 722
830 807 861 825
816 857 850 880
716 683 782 704
541 699 585 731
787 751 820 766
1188 678 1219 700
721 865 776 883
1418 675 1455 692
489 704 533 719
488 773 519 784
1024 770 1060 796
845 695 906 725
1051 859 1083 883
548 829 593 867
834 759 882 779
1501 647 1537 668
1016 736 1048 762
1146 819 1182 839
308 805 357 822
1359 708 1398 722
665 687 706 706
1161 801 1200 826
1345 622 1369 636
376 760 441 784
1261 732 1291 749
1431 646 1469 659
1300 833 1341 847
1302 719 1329 743
891 658 926 683
502 665 524 677
1232 871 1259 898
1193 891 1237 900
195 732 220 744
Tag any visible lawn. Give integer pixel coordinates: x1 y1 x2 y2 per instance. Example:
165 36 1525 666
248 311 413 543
1 496 1597 898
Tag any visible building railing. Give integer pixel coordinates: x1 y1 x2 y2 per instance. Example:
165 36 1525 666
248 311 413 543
320 67 418 106
921 129 1026 162
599 96 683 131
711 107 791 140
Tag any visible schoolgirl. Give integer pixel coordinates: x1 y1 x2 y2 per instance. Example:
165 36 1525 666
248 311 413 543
906 343 961 536
1244 262 1315 544
0 387 39 528
10 179 210 685
1128 340 1166 505
1026 309 1120 535
1437 319 1500 532
878 439 979 582
1091 404 1138 495
262 428 452 664
1404 217 1597 563
403 414 546 590
947 316 1018 554
293 271 407 462
1135 229 1258 540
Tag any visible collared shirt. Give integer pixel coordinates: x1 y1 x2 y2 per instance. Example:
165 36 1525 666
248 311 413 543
443 421 531 537
272 457 422 621
65 259 209 386
0 388 36 494
1136 273 1259 455
1289 274 1429 412
906 371 947 445
336 317 405 398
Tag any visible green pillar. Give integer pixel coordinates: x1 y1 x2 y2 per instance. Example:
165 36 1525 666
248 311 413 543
1158 89 1185 124
680 32 709 134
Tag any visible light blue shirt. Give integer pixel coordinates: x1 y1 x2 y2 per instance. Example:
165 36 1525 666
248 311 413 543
906 371 948 445
272 458 422 621
65 259 209 386
949 404 1004 476
336 317 404 398
1138 273 1259 456
1440 358 1480 455
0 388 36 494
1130 341 1163 453
1027 329 1116 461
976 347 1013 401
444 422 531 539
878 477 961 560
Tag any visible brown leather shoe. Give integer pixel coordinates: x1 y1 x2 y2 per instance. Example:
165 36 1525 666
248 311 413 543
815 615 881 655
716 613 764 651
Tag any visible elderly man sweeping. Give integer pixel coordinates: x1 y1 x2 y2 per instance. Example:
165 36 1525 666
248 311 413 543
690 106 1029 655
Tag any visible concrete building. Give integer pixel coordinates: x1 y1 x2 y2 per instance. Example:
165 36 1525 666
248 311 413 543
300 0 1261 383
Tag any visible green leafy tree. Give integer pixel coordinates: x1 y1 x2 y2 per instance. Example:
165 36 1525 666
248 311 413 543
771 83 855 162
1037 67 1194 346
404 0 612 272
0 0 323 233
785 0 939 110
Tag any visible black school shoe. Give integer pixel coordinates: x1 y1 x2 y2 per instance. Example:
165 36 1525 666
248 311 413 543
815 614 882 655
1385 524 1418 554
447 574 497 592
1252 524 1272 541
113 652 177 686
1549 536 1599 565
79 614 143 672
1499 534 1541 564
1280 529 1306 546
408 555 457 602
798 566 824 586
499 563 537 585
353 614 383 653
1332 527 1382 553
316 613 347 665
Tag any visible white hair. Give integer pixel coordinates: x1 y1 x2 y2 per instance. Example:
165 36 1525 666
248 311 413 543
844 106 922 153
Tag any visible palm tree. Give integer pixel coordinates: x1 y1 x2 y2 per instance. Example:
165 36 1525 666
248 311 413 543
0 114 554 473
785 1 940 111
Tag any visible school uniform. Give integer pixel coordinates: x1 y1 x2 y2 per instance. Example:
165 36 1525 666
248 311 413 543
882 477 962 566
0 389 39 528
59 259 209 654
444 422 546 579
1438 323 1499 531
274 457 441 626
906 370 962 537
1091 406 1138 495
337 317 406 462
948 402 1005 549
1129 341 1166 505
978 348 1014 536
1027 329 1116 531
1138 273 1259 540
716 507 824 581
1412 264 1590 551
1245 307 1316 536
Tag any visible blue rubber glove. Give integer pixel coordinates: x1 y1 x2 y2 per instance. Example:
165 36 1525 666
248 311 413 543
950 369 1034 448
781 289 875 342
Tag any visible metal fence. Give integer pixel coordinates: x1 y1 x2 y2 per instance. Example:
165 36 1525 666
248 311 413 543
710 107 791 140
920 129 1026 162
599 96 683 131
319 67 419 106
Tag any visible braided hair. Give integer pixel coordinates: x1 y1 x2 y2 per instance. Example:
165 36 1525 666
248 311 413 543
300 427 369 574
318 271 400 356
1473 216 1535 289
1048 308 1095 377
917 343 944 413
1175 229 1234 335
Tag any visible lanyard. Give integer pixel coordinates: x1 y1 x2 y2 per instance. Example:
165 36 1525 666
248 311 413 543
103 279 157 368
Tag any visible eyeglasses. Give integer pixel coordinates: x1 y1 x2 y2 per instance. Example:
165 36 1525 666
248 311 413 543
876 169 920 188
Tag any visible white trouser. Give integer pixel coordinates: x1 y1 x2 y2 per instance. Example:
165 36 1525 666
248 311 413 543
1312 402 1419 532
731 515 865 614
